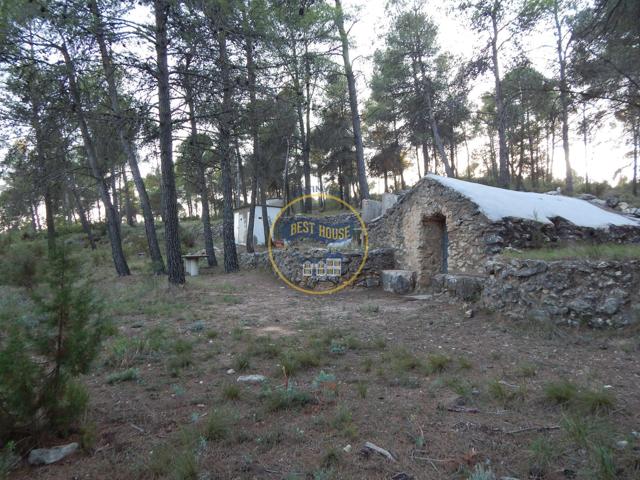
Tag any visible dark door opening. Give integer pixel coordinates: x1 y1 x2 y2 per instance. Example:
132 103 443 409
420 214 448 287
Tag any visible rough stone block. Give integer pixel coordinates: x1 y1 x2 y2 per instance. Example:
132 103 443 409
28 443 78 466
362 199 383 222
433 273 484 301
381 270 416 294
381 193 398 214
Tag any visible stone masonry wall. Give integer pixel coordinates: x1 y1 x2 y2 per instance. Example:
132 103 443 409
368 177 640 291
239 247 395 289
482 217 640 254
367 177 493 286
482 258 640 328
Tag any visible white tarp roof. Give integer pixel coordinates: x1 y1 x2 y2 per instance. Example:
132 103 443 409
428 174 639 229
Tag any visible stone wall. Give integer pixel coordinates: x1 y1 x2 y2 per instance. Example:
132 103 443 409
482 258 640 328
239 247 395 289
482 217 640 254
367 176 640 290
367 177 493 287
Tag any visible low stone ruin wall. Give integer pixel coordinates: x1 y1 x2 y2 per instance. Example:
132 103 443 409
481 258 640 328
483 218 640 254
239 247 395 289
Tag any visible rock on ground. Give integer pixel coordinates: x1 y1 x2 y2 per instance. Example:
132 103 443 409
381 270 416 295
28 443 78 466
237 374 266 383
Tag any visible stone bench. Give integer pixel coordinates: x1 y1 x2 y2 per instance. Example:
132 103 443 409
183 254 209 276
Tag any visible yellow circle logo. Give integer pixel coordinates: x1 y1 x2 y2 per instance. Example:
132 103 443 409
267 193 369 295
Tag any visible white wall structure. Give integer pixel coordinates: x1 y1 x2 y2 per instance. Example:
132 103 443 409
234 201 283 246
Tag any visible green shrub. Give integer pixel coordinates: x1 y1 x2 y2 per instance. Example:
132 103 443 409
233 353 251 372
79 422 98 452
0 241 45 289
515 361 537 378
280 349 321 376
0 248 104 443
167 339 194 375
528 437 556 475
179 226 197 250
356 381 368 399
544 380 578 405
107 368 140 385
388 348 425 373
149 429 201 479
0 441 18 479
330 407 352 428
204 409 231 441
425 353 452 374
248 336 283 358
222 383 241 401
592 445 617 480
261 384 315 412
104 336 147 368
544 381 614 414
575 388 615 414
467 464 496 480
488 379 525 405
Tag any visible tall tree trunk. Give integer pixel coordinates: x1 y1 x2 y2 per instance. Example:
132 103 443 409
419 66 454 177
491 11 510 188
318 171 325 209
553 1 573 194
244 5 262 251
154 0 184 284
282 139 291 215
27 75 56 253
246 172 257 252
291 37 310 212
549 119 556 182
183 59 217 267
633 119 638 196
217 23 239 272
60 41 130 276
335 0 369 201
29 203 38 232
110 167 119 221
122 167 135 226
43 190 56 254
422 142 430 174
302 43 312 213
235 138 247 205
581 104 589 190
90 0 165 273
260 183 270 245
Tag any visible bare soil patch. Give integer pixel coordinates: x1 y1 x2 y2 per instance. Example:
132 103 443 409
12 267 640 479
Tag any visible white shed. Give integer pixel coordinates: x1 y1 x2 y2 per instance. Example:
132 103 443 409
233 200 283 246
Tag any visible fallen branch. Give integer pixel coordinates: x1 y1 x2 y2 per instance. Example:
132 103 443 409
446 406 480 413
129 423 145 433
361 441 397 462
505 425 560 434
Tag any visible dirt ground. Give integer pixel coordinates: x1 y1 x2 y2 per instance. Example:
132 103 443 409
11 265 640 480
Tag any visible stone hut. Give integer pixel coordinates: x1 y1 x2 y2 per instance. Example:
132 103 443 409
368 174 640 291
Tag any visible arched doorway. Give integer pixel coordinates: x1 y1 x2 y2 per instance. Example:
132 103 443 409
420 214 448 287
